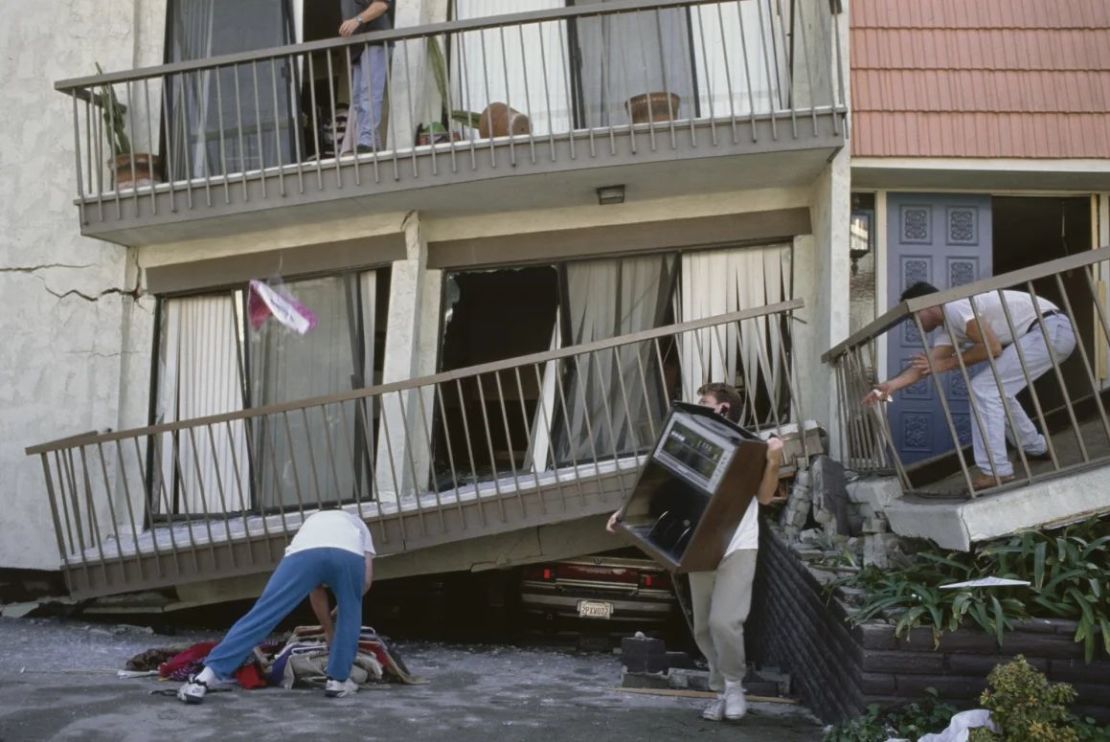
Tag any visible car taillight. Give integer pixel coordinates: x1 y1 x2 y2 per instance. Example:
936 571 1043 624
640 571 672 590
523 565 556 581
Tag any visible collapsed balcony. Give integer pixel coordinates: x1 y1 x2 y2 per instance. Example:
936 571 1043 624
27 301 810 598
825 247 1110 549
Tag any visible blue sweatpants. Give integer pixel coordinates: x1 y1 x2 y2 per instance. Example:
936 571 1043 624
204 547 365 682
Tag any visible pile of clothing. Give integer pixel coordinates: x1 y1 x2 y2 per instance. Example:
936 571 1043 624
125 626 418 691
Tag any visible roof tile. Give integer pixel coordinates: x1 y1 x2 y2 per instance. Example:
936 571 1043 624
850 0 1110 157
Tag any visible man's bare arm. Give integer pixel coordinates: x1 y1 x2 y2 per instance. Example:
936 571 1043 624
953 317 1003 366
339 1 390 36
363 554 374 596
756 438 784 505
866 346 956 405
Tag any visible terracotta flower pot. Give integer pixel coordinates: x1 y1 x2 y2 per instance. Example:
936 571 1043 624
478 102 531 138
626 92 681 124
113 153 161 189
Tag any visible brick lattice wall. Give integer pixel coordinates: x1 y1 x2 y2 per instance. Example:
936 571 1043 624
747 525 1110 724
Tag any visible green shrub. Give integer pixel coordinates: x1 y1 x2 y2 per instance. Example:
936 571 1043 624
823 689 958 742
832 517 1110 660
964 655 1110 742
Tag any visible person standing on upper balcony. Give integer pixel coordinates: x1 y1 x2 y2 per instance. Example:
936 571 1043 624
339 0 392 153
864 281 1076 491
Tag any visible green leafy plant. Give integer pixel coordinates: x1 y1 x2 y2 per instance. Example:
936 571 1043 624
964 655 1102 742
823 689 958 742
830 517 1110 661
93 62 131 156
425 36 483 129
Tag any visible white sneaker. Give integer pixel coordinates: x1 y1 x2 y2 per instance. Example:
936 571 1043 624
701 696 725 721
723 680 748 720
176 675 210 704
325 677 359 698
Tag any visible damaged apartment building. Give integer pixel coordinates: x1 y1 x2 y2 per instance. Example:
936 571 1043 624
2 0 1110 641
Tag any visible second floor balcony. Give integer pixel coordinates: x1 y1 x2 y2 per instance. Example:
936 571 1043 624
56 0 848 247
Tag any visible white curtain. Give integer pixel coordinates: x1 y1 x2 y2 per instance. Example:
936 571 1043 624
156 294 249 516
526 311 561 473
555 255 674 464
251 274 369 510
691 0 784 117
575 0 694 127
451 0 572 136
675 244 793 429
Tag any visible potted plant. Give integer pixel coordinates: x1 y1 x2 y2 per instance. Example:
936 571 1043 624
626 92 681 124
424 38 530 140
94 63 160 189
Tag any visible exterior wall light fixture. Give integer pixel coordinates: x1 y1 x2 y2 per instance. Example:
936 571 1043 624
596 185 625 205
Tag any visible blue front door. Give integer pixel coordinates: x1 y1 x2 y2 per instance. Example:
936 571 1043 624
887 194 992 465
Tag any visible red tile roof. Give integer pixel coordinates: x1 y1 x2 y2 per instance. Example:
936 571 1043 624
851 0 1110 158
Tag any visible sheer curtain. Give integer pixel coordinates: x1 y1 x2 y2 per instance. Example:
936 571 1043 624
554 254 675 465
155 294 249 516
690 0 785 118
250 274 369 511
675 244 793 428
451 0 572 136
166 0 297 179
575 0 694 126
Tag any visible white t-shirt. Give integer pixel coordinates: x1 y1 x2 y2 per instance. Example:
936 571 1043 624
285 510 376 558
724 496 759 556
934 291 1059 349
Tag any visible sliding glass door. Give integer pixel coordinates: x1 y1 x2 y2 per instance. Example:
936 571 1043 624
152 270 387 517
164 0 299 179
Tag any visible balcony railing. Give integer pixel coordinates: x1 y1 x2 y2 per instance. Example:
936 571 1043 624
55 0 846 232
27 300 808 598
824 247 1110 498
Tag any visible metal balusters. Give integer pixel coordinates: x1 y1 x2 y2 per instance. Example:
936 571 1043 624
994 293 1062 471
912 311 977 496
791 0 821 136
1027 283 1088 462
232 63 250 201
286 54 306 194
944 308 1031 486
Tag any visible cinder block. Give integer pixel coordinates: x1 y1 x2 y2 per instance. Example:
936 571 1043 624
862 650 945 674
846 477 903 511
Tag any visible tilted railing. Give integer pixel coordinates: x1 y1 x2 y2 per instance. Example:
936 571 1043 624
824 247 1110 497
55 0 846 225
27 301 807 595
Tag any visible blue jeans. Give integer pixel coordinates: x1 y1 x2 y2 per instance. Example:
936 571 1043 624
203 547 365 682
353 45 389 149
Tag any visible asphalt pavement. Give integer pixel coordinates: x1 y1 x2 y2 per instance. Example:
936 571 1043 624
0 617 824 741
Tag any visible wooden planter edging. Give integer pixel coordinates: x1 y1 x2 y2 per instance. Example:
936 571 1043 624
748 525 1110 724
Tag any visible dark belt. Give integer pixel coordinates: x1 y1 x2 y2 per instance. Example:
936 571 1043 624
1025 310 1061 335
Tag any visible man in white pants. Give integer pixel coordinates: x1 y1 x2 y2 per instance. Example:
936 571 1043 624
867 281 1076 490
607 383 784 722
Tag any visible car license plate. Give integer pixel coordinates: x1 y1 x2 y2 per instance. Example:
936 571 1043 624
577 599 613 620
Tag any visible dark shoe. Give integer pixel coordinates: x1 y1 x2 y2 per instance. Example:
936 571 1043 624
1022 449 1052 462
971 472 1015 491
355 144 374 154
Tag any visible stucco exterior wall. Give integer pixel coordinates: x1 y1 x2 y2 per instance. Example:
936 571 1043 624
0 0 163 571
1 0 843 577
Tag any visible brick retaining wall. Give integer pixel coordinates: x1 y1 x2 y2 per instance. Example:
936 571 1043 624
747 524 1110 724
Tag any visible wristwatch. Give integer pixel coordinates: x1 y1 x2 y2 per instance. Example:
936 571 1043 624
353 16 363 24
